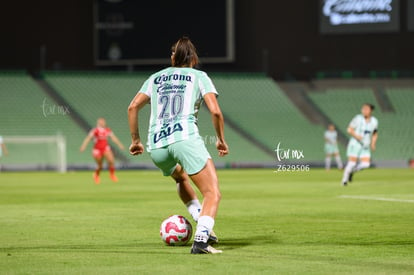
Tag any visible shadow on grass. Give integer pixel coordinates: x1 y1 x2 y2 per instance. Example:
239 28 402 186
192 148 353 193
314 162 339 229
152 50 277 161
218 234 281 250
0 234 281 255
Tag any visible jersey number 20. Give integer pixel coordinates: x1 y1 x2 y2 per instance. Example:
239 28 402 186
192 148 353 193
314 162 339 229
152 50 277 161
158 94 184 119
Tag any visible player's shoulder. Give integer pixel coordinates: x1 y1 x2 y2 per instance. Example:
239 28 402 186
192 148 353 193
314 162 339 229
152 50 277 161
148 67 171 80
371 116 379 124
354 114 364 119
192 68 210 78
352 114 364 122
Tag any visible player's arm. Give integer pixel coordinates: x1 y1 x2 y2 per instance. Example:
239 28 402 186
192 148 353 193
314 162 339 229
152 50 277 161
347 126 362 142
80 131 93 152
203 93 229 157
128 93 150 155
371 130 378 151
109 133 125 150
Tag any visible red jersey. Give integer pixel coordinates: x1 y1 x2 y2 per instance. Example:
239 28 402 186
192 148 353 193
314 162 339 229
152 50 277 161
91 127 112 150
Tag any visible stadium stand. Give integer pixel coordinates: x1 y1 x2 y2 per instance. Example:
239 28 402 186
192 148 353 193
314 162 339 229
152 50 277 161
0 71 90 166
43 72 275 166
3 72 411 169
210 73 326 162
382 88 414 160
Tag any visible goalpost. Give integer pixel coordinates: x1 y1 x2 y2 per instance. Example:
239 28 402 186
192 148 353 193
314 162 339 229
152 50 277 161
2 134 67 173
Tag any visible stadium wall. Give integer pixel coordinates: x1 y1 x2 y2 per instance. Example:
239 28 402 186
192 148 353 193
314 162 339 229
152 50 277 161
2 1 414 79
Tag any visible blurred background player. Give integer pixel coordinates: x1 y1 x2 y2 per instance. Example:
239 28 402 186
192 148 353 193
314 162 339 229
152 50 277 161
80 118 125 184
324 124 343 170
342 104 378 186
128 37 229 254
0 135 9 172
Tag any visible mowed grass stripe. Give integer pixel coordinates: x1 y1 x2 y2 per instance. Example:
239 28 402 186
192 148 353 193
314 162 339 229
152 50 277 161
0 169 413 274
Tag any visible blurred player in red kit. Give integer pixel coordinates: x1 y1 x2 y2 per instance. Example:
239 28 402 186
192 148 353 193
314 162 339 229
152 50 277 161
80 118 125 184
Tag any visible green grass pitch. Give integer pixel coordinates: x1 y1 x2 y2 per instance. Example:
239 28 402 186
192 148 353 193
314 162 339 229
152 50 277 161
1 168 413 274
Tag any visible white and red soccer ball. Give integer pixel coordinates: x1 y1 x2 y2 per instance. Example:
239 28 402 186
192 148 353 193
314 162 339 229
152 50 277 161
160 215 192 246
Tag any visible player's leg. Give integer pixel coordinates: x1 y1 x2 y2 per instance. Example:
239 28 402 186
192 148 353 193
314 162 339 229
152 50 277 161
334 152 343 169
169 137 222 254
342 143 359 186
355 156 370 171
325 153 332 170
92 149 103 184
171 164 201 222
104 149 118 182
342 156 357 186
349 149 371 183
189 159 222 254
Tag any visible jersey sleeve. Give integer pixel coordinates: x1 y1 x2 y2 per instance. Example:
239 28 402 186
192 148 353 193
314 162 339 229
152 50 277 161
0 136 3 144
138 78 152 98
349 115 359 129
198 72 218 97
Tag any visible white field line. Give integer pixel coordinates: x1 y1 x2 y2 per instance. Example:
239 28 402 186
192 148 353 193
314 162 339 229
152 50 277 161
339 195 414 203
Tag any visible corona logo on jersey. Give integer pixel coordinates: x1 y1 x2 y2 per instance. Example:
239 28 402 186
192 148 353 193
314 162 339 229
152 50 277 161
154 73 192 85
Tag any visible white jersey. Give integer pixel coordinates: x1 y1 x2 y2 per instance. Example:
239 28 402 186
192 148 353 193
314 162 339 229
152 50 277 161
324 130 337 145
138 67 218 150
348 114 378 147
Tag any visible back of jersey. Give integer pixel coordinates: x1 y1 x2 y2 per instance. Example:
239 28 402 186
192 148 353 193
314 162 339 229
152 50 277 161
139 67 218 150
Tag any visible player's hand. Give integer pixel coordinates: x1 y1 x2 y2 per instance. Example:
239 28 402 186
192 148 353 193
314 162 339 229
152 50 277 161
216 140 229 157
129 142 144 155
79 146 85 153
371 143 376 151
361 139 370 148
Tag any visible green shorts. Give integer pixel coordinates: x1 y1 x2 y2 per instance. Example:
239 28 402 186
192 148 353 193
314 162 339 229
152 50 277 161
324 144 339 155
347 141 371 159
150 136 211 176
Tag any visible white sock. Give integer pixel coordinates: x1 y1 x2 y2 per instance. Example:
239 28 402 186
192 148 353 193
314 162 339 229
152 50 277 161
186 199 201 222
194 216 214 243
355 162 370 171
342 161 356 183
335 155 343 169
325 157 331 170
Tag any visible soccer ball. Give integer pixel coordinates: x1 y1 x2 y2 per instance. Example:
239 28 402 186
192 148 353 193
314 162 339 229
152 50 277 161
160 215 193 246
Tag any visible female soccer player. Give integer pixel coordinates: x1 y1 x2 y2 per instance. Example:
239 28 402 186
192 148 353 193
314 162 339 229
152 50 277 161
80 118 125 184
324 124 343 170
128 37 229 254
341 103 378 186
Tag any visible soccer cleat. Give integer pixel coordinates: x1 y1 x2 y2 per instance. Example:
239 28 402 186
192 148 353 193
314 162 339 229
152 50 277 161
93 172 100 184
110 173 118 183
208 230 219 245
348 171 354 182
190 241 222 254
342 181 347 187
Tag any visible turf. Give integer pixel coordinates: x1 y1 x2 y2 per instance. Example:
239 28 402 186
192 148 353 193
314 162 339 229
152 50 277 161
0 169 413 274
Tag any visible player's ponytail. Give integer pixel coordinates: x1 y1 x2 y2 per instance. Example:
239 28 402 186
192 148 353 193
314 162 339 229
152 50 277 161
171 37 199 67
